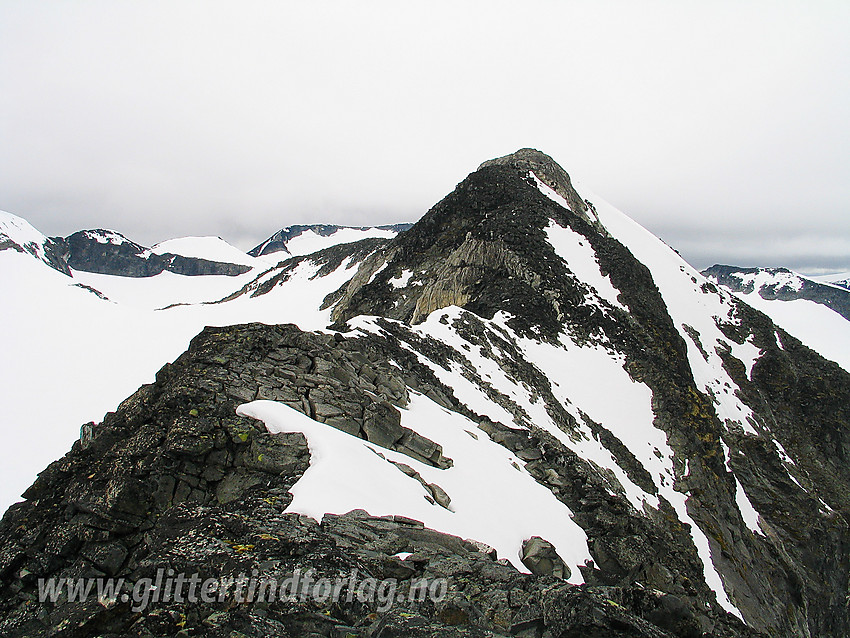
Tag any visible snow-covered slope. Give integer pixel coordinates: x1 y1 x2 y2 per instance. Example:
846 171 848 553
731 294 850 371
149 236 268 268
0 211 51 258
0 211 70 273
0 250 193 514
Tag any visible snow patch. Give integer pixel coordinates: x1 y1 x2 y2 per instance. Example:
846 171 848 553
544 221 626 311
728 337 762 379
84 229 130 246
389 269 414 288
735 478 762 535
529 171 573 212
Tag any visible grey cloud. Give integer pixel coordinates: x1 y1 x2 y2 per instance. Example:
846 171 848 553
650 226 850 274
0 2 848 269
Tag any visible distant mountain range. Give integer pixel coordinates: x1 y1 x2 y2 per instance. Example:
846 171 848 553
817 271 850 291
0 216 413 280
249 223 413 258
702 265 850 321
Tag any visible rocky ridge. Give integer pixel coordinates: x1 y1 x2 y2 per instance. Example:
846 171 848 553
1 150 849 637
0 323 759 638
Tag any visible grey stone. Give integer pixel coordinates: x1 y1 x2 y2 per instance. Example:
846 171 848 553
80 541 128 576
363 401 404 448
520 537 569 580
215 470 266 504
427 483 451 510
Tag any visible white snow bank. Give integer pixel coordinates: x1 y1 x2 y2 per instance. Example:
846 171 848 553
237 396 591 582
544 220 626 311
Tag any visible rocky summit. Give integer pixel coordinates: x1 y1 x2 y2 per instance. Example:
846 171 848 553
1 149 850 637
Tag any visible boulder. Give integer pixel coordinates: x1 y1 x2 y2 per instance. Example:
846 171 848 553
520 536 569 580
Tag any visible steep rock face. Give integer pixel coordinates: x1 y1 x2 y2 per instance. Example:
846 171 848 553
703 265 850 321
56 230 252 277
717 303 850 635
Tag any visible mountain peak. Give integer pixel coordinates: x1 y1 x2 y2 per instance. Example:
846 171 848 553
329 150 629 335
478 148 589 222
4 152 850 637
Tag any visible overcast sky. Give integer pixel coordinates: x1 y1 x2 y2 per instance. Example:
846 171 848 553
1 1 848 273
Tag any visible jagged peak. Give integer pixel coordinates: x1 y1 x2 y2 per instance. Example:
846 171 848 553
477 147 558 170
478 148 589 222
329 149 629 335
